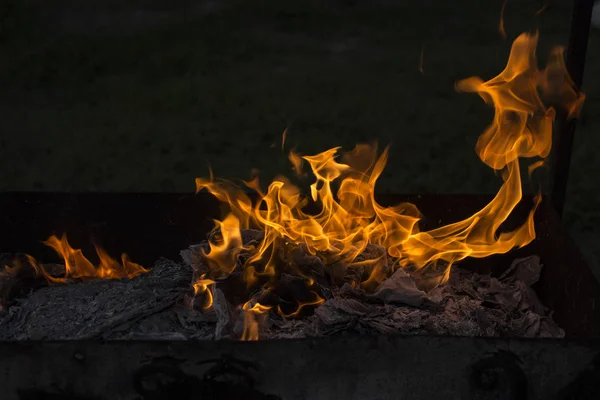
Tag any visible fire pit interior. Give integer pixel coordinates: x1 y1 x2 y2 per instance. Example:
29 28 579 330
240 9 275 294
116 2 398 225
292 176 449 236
1 31 598 344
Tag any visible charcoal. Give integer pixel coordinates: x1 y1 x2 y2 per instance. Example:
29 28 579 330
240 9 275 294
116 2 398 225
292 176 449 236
539 315 564 338
427 286 445 303
355 243 387 262
311 273 334 299
123 332 189 340
327 262 347 286
270 273 323 317
313 300 360 335
213 288 234 339
0 259 194 340
324 298 374 317
493 287 523 311
0 255 66 310
106 307 207 341
0 229 565 340
291 243 325 275
447 269 484 300
425 311 482 336
516 281 548 315
408 262 451 292
265 314 312 339
512 311 542 338
241 229 265 245
368 268 428 307
214 270 253 306
390 308 431 333
176 303 217 323
359 318 399 335
499 255 542 285
261 256 564 339
180 244 208 271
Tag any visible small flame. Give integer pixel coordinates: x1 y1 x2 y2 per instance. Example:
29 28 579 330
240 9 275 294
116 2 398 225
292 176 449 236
528 159 547 180
193 274 216 310
277 291 325 319
288 149 305 177
201 214 246 278
241 301 271 341
34 234 148 282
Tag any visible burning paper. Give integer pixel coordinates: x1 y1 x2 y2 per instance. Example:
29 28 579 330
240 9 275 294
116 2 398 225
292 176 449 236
0 32 584 341
189 32 583 339
0 243 563 340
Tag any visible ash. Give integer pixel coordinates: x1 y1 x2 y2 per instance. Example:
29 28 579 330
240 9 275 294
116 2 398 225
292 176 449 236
268 259 563 339
0 231 563 340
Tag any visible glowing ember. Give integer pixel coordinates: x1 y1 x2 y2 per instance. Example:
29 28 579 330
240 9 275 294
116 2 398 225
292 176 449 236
192 32 584 340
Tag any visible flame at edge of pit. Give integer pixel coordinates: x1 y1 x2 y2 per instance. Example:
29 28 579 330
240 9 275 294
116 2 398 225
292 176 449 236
4 234 150 284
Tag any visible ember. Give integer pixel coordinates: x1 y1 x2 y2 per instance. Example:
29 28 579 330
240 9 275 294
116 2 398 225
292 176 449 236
0 31 584 341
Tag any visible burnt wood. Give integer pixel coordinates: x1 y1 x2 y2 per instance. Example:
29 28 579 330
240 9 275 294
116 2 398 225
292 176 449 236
0 192 599 338
0 259 194 341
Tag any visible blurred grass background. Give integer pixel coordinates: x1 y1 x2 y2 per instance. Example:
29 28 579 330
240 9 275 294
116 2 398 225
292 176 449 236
0 0 598 274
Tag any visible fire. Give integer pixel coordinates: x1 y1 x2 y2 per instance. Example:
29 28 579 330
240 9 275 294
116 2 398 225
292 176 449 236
26 234 148 283
277 291 325 319
192 32 583 340
192 274 216 309
241 301 272 341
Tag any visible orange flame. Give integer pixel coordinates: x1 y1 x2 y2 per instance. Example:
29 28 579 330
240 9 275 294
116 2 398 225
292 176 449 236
30 234 148 283
194 32 583 322
200 215 247 278
241 301 271 341
281 128 288 152
192 274 216 310
277 291 325 319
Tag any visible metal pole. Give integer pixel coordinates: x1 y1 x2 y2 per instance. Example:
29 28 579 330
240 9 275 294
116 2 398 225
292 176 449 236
551 0 595 216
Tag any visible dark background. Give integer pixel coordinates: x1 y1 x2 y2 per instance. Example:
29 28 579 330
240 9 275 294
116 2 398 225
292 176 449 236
0 0 598 276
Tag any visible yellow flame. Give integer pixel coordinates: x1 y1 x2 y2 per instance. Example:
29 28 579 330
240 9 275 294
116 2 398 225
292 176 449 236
281 128 288 152
277 291 325 319
31 234 148 283
194 32 583 302
528 159 547 180
192 274 216 310
200 214 246 278
241 301 272 341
